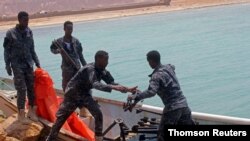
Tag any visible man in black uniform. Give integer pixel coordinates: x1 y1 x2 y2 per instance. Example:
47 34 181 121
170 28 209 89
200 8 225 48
46 50 137 141
50 21 87 91
3 11 40 123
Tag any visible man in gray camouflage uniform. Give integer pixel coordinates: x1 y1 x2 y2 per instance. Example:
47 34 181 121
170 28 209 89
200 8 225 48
50 21 87 91
129 50 195 141
3 11 40 123
46 50 137 141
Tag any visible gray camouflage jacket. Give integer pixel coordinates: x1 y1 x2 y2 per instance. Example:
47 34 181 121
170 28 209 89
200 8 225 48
3 25 40 68
137 64 188 112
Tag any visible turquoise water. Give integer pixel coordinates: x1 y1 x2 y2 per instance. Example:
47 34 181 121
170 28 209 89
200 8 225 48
1 3 250 118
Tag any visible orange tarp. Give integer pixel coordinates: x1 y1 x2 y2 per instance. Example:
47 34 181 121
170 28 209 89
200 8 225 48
33 68 95 141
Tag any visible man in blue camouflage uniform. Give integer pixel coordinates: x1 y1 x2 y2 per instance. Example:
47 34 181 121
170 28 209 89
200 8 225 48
3 11 40 123
46 50 137 141
129 50 194 141
50 21 87 91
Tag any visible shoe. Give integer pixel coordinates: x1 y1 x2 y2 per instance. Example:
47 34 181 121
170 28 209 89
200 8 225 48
27 106 39 122
18 109 30 124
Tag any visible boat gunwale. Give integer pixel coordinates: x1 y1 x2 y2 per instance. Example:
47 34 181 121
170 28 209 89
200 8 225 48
1 76 250 125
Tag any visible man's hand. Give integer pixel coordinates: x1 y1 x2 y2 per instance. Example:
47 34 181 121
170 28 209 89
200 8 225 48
127 94 137 101
52 40 61 54
127 93 140 104
57 48 62 54
36 63 41 68
126 86 138 94
5 65 12 76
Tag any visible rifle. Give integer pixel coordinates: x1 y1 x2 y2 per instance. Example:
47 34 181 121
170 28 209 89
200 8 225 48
53 39 80 70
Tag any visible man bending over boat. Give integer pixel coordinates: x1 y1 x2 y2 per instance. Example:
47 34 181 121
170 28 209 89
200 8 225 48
46 50 137 141
128 50 195 141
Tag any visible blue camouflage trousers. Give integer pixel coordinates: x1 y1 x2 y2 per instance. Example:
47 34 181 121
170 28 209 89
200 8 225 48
12 67 35 110
158 107 195 141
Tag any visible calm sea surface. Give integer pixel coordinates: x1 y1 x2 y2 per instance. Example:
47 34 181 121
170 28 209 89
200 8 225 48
1 3 250 118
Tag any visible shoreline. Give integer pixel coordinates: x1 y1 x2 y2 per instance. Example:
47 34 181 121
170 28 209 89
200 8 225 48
0 0 250 31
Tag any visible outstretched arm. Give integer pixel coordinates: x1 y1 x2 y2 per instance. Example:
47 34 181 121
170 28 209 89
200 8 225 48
136 74 161 100
101 70 137 93
89 70 113 92
89 70 134 93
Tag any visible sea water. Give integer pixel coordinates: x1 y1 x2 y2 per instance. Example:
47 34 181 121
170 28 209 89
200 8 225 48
0 3 250 118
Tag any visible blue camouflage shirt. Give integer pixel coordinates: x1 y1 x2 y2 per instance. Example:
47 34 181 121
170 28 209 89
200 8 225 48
3 25 40 68
137 64 188 112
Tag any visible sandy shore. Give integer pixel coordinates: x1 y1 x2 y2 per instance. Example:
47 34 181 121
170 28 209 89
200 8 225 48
0 0 250 31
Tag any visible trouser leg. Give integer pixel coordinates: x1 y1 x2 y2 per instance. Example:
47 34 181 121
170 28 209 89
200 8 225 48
12 67 27 110
46 98 78 141
25 67 35 107
83 96 103 136
158 114 168 141
158 107 195 141
178 107 195 125
158 108 182 141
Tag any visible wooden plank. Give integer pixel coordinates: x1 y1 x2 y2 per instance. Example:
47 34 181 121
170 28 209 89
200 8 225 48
0 92 18 117
39 118 88 141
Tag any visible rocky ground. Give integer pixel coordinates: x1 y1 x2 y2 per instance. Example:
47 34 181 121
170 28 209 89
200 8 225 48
0 112 44 141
